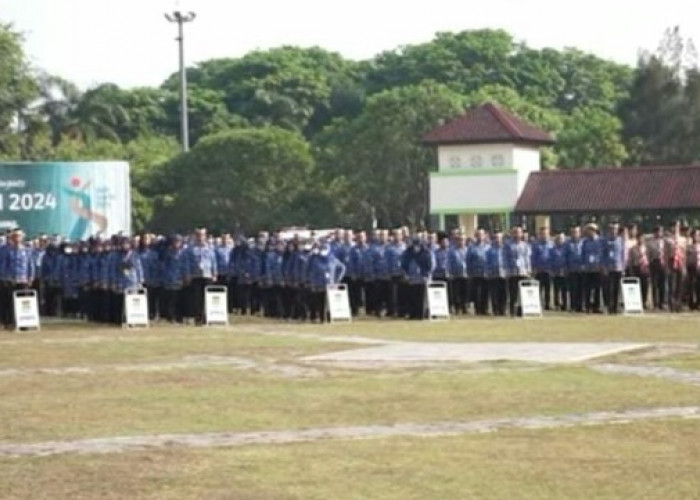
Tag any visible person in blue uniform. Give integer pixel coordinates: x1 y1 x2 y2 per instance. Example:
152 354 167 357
306 240 346 322
2 229 36 328
184 227 218 325
400 237 434 320
162 234 188 323
550 234 569 311
447 233 469 315
109 237 144 325
468 229 490 316
531 227 553 310
387 230 406 317
505 226 531 317
565 226 584 313
581 223 604 314
486 231 508 316
603 223 626 314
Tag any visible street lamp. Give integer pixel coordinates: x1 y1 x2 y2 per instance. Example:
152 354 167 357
164 10 196 152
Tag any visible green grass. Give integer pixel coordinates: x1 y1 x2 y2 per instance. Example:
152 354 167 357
1 420 699 499
0 332 341 369
1 319 699 499
2 366 699 443
274 315 700 343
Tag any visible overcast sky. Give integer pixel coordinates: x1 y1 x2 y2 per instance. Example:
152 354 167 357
0 0 696 89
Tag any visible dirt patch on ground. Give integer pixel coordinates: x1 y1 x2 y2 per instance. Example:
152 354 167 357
592 364 700 386
0 355 323 379
1 406 698 458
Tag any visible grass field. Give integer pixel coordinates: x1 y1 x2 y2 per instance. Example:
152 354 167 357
1 315 699 499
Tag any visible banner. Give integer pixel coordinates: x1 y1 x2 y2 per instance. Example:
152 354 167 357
13 290 40 330
0 162 131 239
205 286 229 325
426 281 450 320
326 284 351 322
519 280 543 318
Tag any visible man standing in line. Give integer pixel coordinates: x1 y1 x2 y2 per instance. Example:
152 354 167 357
371 230 391 317
447 233 469 315
531 227 553 310
505 226 531 317
566 226 584 313
185 227 218 325
603 223 626 314
486 231 508 316
468 229 490 316
400 237 434 320
1 229 36 328
349 231 370 316
581 223 604 314
647 225 667 311
387 229 406 317
550 234 569 311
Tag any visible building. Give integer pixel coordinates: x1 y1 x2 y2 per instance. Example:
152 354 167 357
423 102 555 234
425 103 700 233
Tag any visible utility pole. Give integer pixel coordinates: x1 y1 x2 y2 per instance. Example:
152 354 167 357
164 10 196 152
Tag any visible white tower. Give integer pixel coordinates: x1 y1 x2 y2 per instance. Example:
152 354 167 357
424 102 555 233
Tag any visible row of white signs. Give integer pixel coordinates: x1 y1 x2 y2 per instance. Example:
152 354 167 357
10 279 646 330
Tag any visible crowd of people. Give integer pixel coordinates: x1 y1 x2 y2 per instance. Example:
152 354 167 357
0 220 698 327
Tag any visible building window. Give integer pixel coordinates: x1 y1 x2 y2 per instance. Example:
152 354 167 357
491 154 505 167
469 155 483 168
448 155 462 168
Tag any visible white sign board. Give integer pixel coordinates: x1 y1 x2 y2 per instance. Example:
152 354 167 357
13 289 40 330
326 284 352 323
621 277 644 315
124 288 149 328
519 279 542 318
205 286 229 325
427 281 450 321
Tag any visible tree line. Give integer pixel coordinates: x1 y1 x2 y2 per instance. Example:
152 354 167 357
0 23 697 232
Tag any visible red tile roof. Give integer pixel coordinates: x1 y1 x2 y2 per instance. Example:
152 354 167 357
423 102 555 146
515 165 700 213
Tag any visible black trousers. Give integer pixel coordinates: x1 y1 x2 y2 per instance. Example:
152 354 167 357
535 272 552 310
450 277 469 314
389 277 401 317
650 260 667 310
630 267 650 310
309 290 327 323
472 277 490 316
583 272 602 313
568 272 584 312
553 276 568 311
507 276 526 316
147 286 161 320
407 283 425 320
162 289 183 322
687 266 700 310
373 280 390 317
668 269 685 312
348 279 364 316
489 278 507 316
603 271 623 314
189 277 212 323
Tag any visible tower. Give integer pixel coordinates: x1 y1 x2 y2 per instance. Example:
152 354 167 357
423 102 555 233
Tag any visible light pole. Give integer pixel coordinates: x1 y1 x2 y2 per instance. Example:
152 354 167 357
165 10 196 152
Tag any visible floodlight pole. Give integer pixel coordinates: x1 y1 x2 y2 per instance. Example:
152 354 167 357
165 10 196 152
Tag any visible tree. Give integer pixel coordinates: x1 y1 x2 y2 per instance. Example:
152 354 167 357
315 81 465 228
152 127 315 232
366 30 514 95
163 47 361 137
0 23 38 155
556 107 628 168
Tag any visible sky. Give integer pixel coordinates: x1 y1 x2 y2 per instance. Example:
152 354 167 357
0 0 697 89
